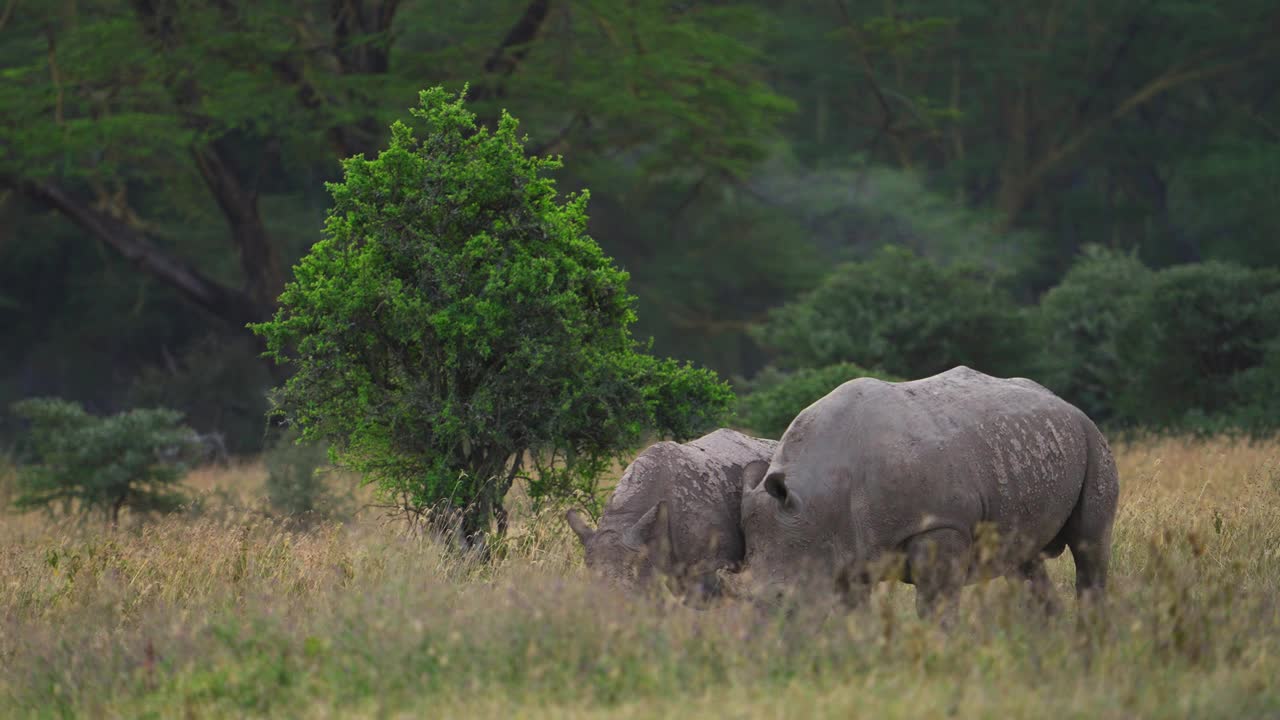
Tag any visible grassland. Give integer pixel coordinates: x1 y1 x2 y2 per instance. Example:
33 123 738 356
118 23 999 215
2 436 1280 719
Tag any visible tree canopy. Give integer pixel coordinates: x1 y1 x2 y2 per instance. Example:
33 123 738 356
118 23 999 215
2 0 1277 447
252 87 732 542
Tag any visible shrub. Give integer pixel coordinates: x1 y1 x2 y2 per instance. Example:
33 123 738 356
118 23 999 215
1114 262 1280 431
751 246 1032 379
9 398 196 524
1227 341 1280 434
737 362 901 438
251 87 733 546
1034 245 1154 422
263 426 339 523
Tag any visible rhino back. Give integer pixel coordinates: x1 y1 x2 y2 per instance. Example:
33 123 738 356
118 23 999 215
775 367 1091 553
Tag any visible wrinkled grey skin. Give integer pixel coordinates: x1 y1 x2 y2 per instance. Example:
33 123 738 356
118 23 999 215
733 366 1118 619
567 429 777 603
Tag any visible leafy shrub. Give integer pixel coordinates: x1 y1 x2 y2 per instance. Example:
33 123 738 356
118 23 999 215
263 426 340 523
737 362 901 438
1034 245 1154 422
1226 341 1280 434
251 87 733 545
751 246 1032 379
1114 262 1280 431
9 398 196 524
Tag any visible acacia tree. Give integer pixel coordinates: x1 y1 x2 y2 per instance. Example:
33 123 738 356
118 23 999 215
11 398 196 525
0 0 790 333
252 87 733 545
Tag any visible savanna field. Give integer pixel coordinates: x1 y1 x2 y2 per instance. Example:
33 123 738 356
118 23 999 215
1 436 1278 719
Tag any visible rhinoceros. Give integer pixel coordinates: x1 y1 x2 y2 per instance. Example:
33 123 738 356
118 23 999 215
567 428 777 602
732 366 1118 619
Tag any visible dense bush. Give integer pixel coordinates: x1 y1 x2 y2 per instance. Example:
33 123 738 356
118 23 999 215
9 398 196 524
737 362 901 438
1113 262 1280 432
1034 245 1154 422
252 87 733 545
263 426 340 523
752 246 1032 379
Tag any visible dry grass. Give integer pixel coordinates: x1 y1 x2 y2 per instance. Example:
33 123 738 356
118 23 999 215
2 436 1280 719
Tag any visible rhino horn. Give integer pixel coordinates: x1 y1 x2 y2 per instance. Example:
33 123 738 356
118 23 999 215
565 508 595 545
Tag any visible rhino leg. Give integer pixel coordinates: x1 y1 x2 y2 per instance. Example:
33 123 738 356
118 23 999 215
1065 424 1119 605
1018 557 1062 616
834 559 874 611
905 528 970 624
1069 537 1111 603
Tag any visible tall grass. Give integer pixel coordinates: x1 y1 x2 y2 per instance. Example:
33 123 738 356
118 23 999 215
2 437 1279 718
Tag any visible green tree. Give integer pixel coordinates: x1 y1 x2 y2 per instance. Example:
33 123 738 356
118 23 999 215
1035 245 1154 422
1114 262 1280 430
756 0 1280 284
736 362 900 439
10 398 196 525
252 88 732 545
752 246 1032 379
0 1 791 444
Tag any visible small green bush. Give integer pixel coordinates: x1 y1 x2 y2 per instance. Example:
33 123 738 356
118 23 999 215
251 87 733 545
263 426 339 523
1113 262 1280 432
1034 245 1154 422
752 246 1032 379
9 398 196 524
737 362 901 438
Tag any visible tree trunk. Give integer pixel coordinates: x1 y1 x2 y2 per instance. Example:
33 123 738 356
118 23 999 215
191 142 286 308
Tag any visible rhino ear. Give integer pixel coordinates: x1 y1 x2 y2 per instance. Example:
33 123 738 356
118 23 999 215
764 472 790 504
622 501 672 557
566 509 595 546
742 459 770 493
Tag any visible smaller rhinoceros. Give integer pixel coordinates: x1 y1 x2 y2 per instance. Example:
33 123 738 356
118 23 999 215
566 428 777 602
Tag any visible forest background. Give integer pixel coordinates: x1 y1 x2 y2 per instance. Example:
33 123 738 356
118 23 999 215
2 0 1279 454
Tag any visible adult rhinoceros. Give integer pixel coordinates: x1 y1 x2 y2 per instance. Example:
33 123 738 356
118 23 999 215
567 428 776 603
732 366 1118 619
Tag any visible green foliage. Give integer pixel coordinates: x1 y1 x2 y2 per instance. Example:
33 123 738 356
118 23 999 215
252 87 732 542
737 363 901 439
9 398 195 524
1035 246 1155 422
1114 262 1280 432
263 426 339 523
752 246 1033 379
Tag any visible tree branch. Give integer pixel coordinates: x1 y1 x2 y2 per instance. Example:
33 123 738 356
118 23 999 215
997 56 1259 230
471 0 553 108
0 0 19 32
9 177 265 329
326 0 403 158
191 142 285 308
130 0 287 309
832 0 912 167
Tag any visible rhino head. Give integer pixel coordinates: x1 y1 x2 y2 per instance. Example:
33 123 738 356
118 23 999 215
566 503 690 596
